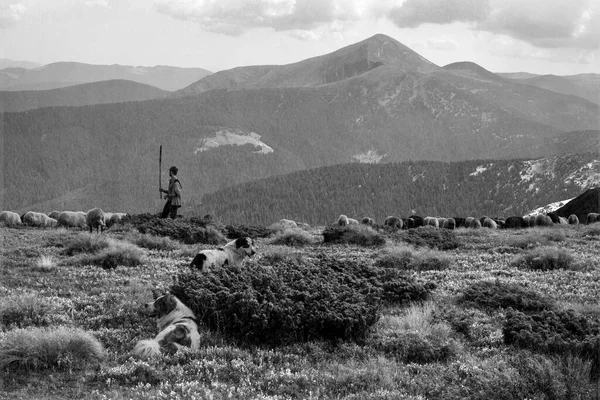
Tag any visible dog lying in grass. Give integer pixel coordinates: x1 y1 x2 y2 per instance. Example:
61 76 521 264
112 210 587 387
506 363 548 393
189 237 256 272
132 294 200 359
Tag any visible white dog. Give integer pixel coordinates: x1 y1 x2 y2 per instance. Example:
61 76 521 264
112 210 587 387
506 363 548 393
189 237 256 272
132 294 200 359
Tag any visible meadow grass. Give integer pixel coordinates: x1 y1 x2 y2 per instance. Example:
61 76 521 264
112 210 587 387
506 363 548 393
1 224 600 399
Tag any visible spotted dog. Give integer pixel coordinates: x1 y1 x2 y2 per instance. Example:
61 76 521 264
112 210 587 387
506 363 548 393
189 237 256 272
132 294 200 359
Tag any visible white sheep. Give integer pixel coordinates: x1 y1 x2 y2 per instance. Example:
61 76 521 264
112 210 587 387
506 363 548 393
347 218 359 225
22 211 57 228
57 211 88 229
86 208 106 233
0 211 22 226
337 214 349 226
482 217 497 229
108 212 127 227
48 210 61 220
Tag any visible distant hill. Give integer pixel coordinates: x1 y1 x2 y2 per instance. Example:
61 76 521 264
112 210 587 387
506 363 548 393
177 34 439 96
197 153 600 226
443 61 506 83
0 80 169 112
555 188 600 223
499 73 600 105
0 62 212 91
0 59 41 69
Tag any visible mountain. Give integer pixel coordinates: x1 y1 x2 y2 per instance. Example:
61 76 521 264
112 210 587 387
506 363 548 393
499 73 600 105
443 61 506 83
196 153 600 226
177 34 439 96
0 80 169 112
0 62 212 91
2 34 599 215
0 59 41 69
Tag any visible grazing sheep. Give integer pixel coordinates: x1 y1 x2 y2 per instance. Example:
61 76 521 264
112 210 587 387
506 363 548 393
468 218 482 229
586 213 600 224
347 218 359 225
407 215 424 229
505 216 527 229
442 218 456 230
494 218 506 229
384 216 403 229
86 208 106 233
103 212 114 227
108 212 127 228
0 211 22 226
424 217 439 228
453 217 466 228
558 217 568 225
547 212 560 224
22 211 57 228
297 222 311 230
279 219 298 229
57 211 88 229
361 217 375 225
337 214 349 226
48 210 61 220
482 217 497 229
534 214 553 227
437 217 447 227
568 214 579 225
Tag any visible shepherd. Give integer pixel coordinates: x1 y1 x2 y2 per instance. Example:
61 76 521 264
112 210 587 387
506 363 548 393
160 165 182 219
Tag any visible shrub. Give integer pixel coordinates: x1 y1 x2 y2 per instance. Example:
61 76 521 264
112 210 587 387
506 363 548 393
375 246 451 271
0 294 53 328
458 280 554 312
80 241 145 270
322 224 386 247
224 224 274 239
61 233 111 256
171 254 434 345
0 326 105 371
137 218 226 244
511 246 576 271
125 232 181 251
395 226 461 250
269 228 315 247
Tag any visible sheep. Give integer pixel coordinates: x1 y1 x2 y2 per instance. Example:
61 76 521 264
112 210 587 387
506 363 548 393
453 217 466 228
407 215 424 229
108 212 127 228
57 211 87 229
424 217 439 228
558 217 568 225
468 218 482 229
86 208 106 233
347 218 359 225
104 212 114 227
22 211 57 228
505 216 527 229
48 210 61 220
337 215 349 226
546 212 560 224
482 217 497 229
568 214 579 225
384 216 403 229
278 219 298 229
0 211 22 226
586 213 599 224
535 214 553 227
442 218 456 230
361 217 375 225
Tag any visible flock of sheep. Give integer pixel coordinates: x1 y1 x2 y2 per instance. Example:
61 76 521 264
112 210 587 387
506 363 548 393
0 208 127 232
337 212 600 230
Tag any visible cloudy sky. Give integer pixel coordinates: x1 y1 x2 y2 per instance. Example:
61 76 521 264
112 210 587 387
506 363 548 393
1 0 598 75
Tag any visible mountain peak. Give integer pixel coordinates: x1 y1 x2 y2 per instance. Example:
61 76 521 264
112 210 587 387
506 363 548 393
443 61 505 82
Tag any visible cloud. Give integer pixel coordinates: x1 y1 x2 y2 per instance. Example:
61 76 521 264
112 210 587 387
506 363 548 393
83 0 111 8
388 0 490 28
0 2 26 28
153 0 363 36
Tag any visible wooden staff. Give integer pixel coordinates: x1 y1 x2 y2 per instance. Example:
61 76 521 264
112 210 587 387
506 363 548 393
159 145 163 199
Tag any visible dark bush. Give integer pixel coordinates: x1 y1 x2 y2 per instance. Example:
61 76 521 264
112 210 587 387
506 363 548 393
136 218 226 244
322 224 386 247
511 247 576 271
171 254 434 345
395 226 461 250
224 224 274 239
503 308 600 371
370 330 459 364
458 280 554 312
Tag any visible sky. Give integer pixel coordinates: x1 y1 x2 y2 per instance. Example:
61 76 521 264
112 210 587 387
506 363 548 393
0 0 599 76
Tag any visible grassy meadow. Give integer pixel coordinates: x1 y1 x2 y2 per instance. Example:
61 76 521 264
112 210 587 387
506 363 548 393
1 219 600 399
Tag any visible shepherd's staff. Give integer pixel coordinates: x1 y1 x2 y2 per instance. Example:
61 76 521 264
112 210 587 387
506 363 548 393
159 145 163 199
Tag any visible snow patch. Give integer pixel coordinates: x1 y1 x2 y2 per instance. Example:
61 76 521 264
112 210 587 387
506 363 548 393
470 164 492 176
194 129 274 155
352 149 385 164
565 161 600 188
525 198 574 217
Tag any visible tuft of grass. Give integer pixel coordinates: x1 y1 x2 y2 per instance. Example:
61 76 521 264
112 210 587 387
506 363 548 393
269 228 315 247
124 231 182 251
0 326 105 371
375 245 451 271
33 255 57 272
62 233 111 256
511 246 577 271
323 224 386 246
0 294 53 328
80 241 146 270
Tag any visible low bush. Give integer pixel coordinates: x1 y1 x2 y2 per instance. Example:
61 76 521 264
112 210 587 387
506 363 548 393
375 246 451 271
61 233 111 256
0 294 54 328
458 280 554 312
80 241 145 270
511 246 577 271
269 228 315 247
0 326 105 371
322 224 386 247
171 253 435 345
395 226 461 250
124 232 181 251
137 218 226 244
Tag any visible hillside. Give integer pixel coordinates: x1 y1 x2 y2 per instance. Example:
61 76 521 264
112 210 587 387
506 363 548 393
196 153 600 225
499 73 600 105
0 62 212 91
555 188 600 222
0 80 168 112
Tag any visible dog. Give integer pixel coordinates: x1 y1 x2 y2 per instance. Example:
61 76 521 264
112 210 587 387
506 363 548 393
189 237 256 272
132 294 200 359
